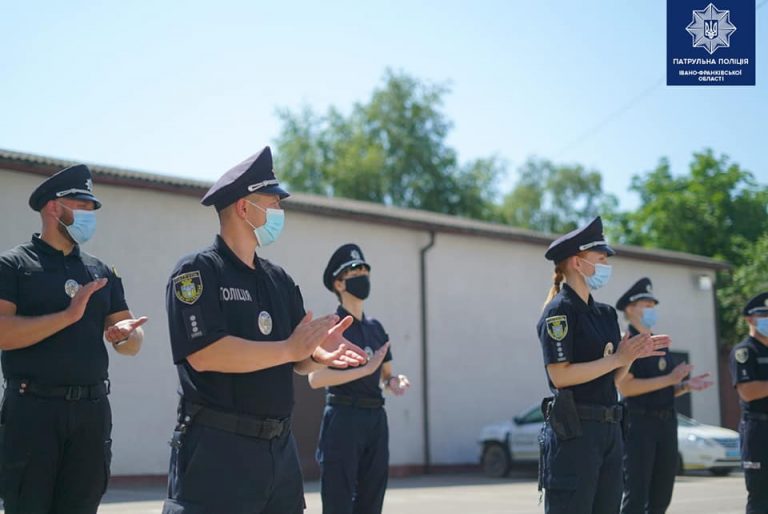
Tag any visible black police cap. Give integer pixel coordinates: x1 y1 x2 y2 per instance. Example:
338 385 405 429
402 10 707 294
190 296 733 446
201 146 290 210
28 164 102 211
616 277 659 311
323 243 371 291
743 292 768 316
544 216 615 263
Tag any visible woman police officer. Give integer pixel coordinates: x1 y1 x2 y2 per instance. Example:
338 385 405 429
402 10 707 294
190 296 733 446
616 278 712 514
537 216 670 514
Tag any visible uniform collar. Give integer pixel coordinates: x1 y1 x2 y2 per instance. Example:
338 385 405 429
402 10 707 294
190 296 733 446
561 283 593 313
628 324 640 336
214 235 260 271
31 233 80 258
337 304 365 323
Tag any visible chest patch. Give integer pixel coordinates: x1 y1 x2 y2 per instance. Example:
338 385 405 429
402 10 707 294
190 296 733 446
658 357 668 371
546 315 568 341
174 271 203 305
603 342 614 357
258 311 273 335
64 279 81 298
220 287 253 302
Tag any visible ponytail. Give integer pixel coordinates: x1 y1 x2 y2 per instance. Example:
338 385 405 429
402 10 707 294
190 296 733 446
542 265 565 309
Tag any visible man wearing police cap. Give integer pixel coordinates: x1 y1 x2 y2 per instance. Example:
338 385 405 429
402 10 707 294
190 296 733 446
310 243 410 514
0 164 147 514
616 278 712 514
729 292 768 514
162 146 368 514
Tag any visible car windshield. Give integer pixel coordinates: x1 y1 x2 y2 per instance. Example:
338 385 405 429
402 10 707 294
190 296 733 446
677 414 700 427
515 404 545 424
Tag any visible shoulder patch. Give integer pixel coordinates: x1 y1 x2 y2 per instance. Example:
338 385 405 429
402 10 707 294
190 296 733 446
546 315 569 341
735 347 749 364
173 271 204 305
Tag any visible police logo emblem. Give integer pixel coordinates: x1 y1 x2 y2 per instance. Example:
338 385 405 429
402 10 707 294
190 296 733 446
173 271 203 305
764 298 768 307
545 315 568 341
647 284 653 293
258 311 273 335
85 178 93 192
658 357 667 371
364 346 374 359
64 279 80 298
351 249 361 260
735 348 749 364
686 3 737 55
604 342 614 357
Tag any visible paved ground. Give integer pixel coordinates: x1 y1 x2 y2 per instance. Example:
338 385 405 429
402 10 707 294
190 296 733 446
3 469 749 513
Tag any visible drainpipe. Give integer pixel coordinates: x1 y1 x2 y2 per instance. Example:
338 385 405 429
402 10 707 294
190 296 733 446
420 231 436 474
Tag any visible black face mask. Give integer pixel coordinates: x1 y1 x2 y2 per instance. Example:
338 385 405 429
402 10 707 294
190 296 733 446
344 275 370 300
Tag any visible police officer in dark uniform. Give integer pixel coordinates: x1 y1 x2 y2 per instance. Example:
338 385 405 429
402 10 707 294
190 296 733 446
309 244 410 514
729 292 768 514
162 146 368 514
0 164 147 514
616 278 712 514
537 216 671 514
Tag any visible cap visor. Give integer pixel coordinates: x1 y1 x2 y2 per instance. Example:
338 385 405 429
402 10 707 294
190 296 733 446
259 185 290 199
67 193 102 209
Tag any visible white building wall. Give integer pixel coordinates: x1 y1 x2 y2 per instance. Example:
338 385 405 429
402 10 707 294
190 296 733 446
0 167 722 474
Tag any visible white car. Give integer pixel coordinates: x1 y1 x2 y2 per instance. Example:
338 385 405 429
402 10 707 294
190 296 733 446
478 404 741 478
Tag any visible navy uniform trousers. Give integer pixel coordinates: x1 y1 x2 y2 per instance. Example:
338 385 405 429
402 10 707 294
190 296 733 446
163 424 304 514
0 391 112 514
620 410 677 514
741 416 768 514
542 420 623 514
317 405 389 514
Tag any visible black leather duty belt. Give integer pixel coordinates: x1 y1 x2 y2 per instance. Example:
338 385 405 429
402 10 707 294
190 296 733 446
7 378 110 401
326 393 384 409
627 406 676 420
576 403 623 423
181 401 290 440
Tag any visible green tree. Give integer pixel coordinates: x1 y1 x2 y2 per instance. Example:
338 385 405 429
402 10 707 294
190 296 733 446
274 70 503 219
614 149 768 346
500 158 618 234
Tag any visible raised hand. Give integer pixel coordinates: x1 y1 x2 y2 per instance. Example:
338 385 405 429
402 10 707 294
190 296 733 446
615 332 671 366
312 315 368 368
668 362 693 385
285 312 339 362
104 316 149 345
686 372 714 392
388 374 411 396
65 278 107 323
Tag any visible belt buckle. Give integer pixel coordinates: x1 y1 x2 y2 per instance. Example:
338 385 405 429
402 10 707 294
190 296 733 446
65 386 83 401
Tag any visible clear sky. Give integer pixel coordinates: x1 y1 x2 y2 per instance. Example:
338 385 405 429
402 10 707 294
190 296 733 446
1 1 765 209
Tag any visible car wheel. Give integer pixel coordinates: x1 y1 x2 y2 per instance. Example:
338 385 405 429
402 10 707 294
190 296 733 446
676 453 685 476
481 442 511 478
709 468 732 477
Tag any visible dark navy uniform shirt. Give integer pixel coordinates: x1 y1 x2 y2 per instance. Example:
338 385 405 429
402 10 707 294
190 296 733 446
166 236 305 419
327 305 391 400
729 336 768 414
0 234 128 385
537 283 622 406
624 324 675 410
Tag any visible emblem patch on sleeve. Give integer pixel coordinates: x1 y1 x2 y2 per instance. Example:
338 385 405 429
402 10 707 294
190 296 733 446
173 271 204 305
546 315 568 341
735 348 749 364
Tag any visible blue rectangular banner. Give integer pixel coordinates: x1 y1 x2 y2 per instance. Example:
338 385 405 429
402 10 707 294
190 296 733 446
667 0 756 86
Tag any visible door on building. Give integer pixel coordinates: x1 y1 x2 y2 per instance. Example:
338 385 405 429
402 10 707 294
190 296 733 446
670 350 692 417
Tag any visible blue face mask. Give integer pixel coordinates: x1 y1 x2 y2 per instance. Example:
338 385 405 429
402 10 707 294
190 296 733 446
641 307 658 329
58 204 96 244
579 258 612 290
246 201 285 247
756 318 768 337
